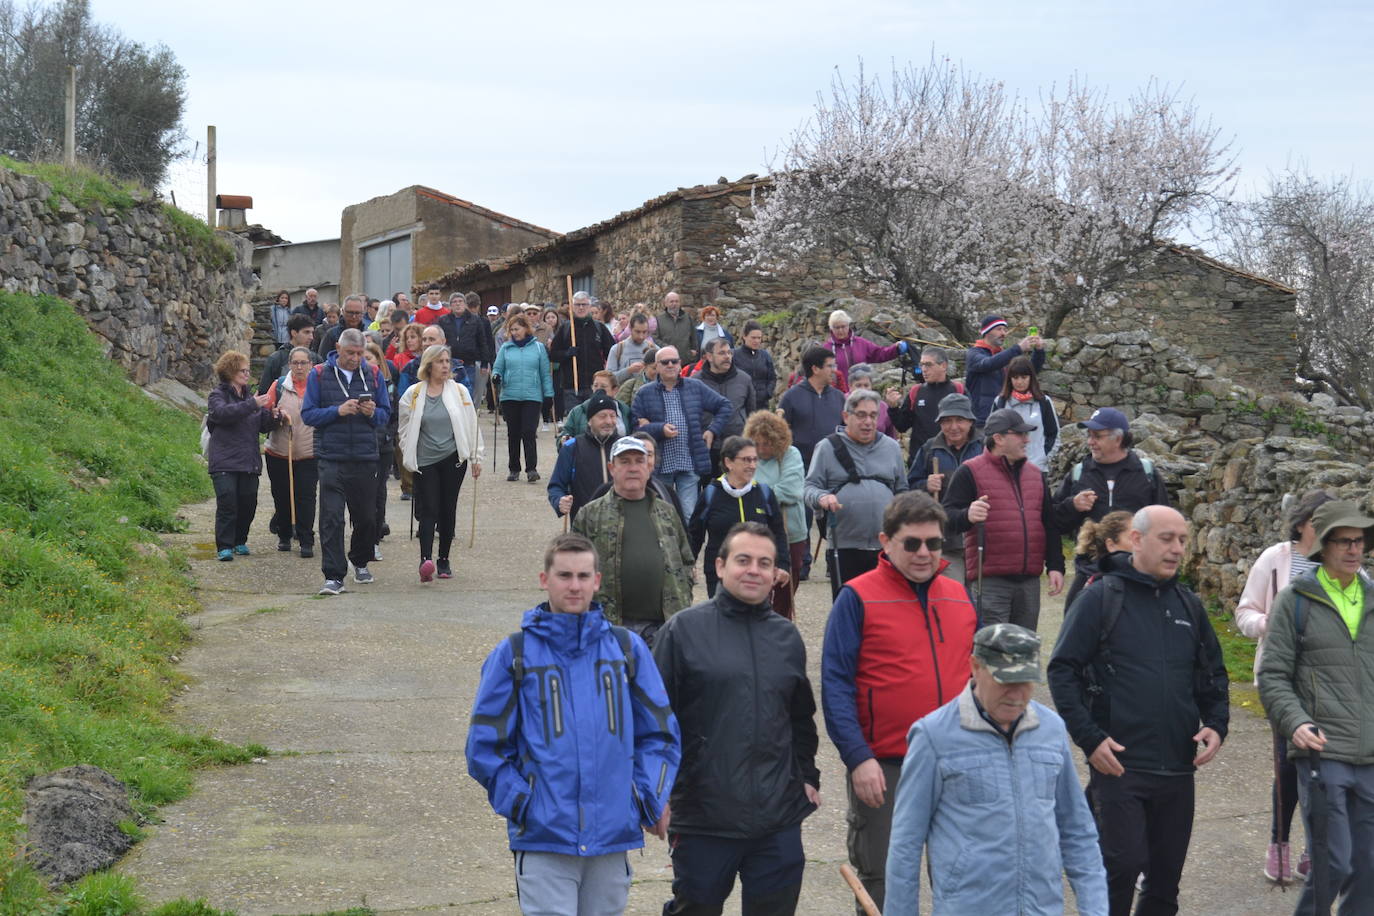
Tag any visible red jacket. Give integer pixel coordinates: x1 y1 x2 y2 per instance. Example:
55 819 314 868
961 451 1047 578
839 554 978 760
413 305 449 326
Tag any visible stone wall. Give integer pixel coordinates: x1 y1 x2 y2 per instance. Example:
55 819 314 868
0 165 255 386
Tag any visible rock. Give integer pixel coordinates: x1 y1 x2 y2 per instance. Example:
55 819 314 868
24 765 137 885
1310 392 1338 410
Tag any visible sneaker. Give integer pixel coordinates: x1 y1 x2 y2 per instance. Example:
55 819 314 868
1296 850 1310 878
539 422 550 432
353 566 374 584
233 544 250 556
373 545 383 562
319 579 346 596
437 558 452 579
419 559 435 583
507 471 519 481
527 471 540 483
277 539 292 552
1264 842 1284 881
400 492 412 501
217 548 233 562
299 545 314 559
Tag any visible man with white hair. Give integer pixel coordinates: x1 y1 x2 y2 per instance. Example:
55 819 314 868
1048 505 1229 916
550 290 614 410
805 388 909 595
823 308 909 391
292 287 324 325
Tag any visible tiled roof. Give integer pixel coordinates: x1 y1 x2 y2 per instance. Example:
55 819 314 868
411 186 559 238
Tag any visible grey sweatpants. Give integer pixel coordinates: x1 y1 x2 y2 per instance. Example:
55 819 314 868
514 849 632 915
973 574 1041 630
845 758 903 915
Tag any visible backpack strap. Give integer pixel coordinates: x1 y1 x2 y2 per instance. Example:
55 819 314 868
1095 576 1127 682
610 625 635 680
510 625 635 684
825 433 893 491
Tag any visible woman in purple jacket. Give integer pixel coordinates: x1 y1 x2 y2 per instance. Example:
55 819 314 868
823 308 909 390
206 350 280 561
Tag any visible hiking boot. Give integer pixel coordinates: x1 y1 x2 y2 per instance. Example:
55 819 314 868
217 548 233 562
299 545 314 559
419 559 435 583
400 492 412 501
437 558 452 579
380 523 391 539
233 544 250 556
269 518 279 535
319 579 346 596
507 471 519 481
278 539 292 552
527 471 540 483
353 566 374 584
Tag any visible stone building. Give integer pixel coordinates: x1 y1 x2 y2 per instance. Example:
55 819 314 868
340 186 557 303
429 176 1296 394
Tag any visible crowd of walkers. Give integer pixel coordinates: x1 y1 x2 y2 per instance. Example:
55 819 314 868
213 289 1371 915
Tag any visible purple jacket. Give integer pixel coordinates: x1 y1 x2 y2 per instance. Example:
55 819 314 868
206 382 276 474
824 333 903 387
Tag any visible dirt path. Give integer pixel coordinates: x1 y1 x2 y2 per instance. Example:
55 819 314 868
120 419 1299 914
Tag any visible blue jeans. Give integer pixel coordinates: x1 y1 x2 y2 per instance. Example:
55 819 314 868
1295 758 1374 915
658 469 700 521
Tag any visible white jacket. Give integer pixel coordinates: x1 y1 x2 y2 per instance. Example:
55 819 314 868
1234 540 1296 683
398 380 485 472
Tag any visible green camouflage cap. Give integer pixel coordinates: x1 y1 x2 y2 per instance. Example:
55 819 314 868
973 624 1042 684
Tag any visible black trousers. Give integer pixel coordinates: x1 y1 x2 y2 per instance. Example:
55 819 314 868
415 451 467 561
264 454 317 546
374 452 390 538
501 400 541 472
211 471 258 550
664 825 804 915
1089 769 1195 916
828 548 881 598
318 459 377 580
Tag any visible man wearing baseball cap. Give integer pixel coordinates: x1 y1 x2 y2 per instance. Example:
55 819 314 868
964 314 1045 427
944 408 1065 628
908 392 984 582
573 435 694 645
886 624 1108 914
1259 499 1374 914
1053 406 1171 607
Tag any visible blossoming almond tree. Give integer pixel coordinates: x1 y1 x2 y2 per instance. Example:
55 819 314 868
731 57 1236 342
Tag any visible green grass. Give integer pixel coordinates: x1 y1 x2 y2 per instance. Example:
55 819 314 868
0 292 267 910
159 204 235 271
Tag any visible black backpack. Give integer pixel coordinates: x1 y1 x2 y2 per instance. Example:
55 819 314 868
1084 575 1211 702
825 433 896 490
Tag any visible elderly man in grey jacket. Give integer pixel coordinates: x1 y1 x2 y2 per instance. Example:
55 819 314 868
805 388 908 597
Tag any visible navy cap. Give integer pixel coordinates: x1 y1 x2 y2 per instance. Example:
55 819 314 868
1077 407 1130 432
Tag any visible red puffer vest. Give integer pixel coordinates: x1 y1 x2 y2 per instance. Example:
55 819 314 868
850 554 978 759
961 451 1046 579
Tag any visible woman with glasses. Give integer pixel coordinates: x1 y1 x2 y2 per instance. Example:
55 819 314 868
206 350 279 561
263 347 319 557
688 435 790 599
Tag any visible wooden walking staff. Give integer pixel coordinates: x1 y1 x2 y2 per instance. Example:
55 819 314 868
840 864 882 916
566 275 580 393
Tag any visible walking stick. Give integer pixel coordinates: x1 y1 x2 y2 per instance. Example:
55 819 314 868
1269 567 1290 889
839 864 882 916
468 468 478 549
976 520 986 616
287 425 297 529
566 275 580 394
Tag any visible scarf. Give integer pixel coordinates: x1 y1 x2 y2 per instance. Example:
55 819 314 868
1011 390 1036 402
718 475 755 499
512 335 533 348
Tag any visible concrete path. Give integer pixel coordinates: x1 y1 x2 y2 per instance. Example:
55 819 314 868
121 418 1301 915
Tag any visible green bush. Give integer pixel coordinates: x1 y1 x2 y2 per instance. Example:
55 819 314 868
0 292 259 909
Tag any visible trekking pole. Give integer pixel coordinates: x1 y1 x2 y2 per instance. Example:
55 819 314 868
409 469 416 541
1268 566 1290 890
468 463 479 549
839 864 881 916
976 521 986 616
566 275 580 394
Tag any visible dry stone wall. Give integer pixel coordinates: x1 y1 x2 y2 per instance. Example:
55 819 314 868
0 165 256 386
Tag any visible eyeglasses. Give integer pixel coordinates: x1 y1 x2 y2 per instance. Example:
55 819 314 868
730 455 759 464
1328 536 1367 550
899 536 944 553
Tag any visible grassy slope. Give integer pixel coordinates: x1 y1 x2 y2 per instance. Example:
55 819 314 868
0 292 269 914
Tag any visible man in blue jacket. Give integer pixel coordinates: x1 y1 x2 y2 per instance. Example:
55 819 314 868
467 533 681 915
964 314 1045 427
301 328 391 596
630 345 732 520
886 624 1109 914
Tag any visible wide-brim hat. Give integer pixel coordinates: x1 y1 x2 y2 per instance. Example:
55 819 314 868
1306 500 1374 560
936 392 976 421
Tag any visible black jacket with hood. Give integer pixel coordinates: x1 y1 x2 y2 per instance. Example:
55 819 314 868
653 588 820 839
1047 552 1229 776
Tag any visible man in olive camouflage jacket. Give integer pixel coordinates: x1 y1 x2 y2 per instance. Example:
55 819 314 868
573 436 695 646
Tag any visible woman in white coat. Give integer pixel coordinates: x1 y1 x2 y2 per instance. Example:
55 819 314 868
399 345 484 582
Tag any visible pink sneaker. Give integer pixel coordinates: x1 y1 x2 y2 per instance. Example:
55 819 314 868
419 559 435 583
1264 842 1286 881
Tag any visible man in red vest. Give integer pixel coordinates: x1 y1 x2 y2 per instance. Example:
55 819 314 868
943 408 1065 629
821 491 979 912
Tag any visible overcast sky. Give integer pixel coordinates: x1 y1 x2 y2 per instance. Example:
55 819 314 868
94 0 1372 246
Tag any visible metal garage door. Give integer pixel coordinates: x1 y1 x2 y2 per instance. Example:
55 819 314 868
361 236 412 301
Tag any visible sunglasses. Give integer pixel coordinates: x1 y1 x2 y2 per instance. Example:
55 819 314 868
658 358 681 365
899 536 944 553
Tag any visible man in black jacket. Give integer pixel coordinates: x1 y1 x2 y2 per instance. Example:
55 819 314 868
435 293 486 397
550 291 614 410
654 522 820 916
1054 407 1171 608
697 338 756 476
317 295 366 357
888 345 965 453
1048 506 1229 916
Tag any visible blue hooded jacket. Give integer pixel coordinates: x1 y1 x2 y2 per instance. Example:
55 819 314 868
301 350 391 461
466 604 681 855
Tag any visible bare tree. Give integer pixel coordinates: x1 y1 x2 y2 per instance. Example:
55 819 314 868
1216 170 1374 407
0 0 186 187
731 57 1236 341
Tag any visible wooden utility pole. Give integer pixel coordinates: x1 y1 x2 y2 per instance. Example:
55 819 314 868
206 125 217 228
63 65 76 167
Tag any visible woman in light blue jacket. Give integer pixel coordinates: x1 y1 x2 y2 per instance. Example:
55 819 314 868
492 313 554 482
744 410 806 620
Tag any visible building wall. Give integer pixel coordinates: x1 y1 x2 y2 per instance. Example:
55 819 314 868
252 238 341 307
339 189 419 296
412 192 552 288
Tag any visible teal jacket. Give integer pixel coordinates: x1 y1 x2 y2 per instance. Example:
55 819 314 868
493 339 554 404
